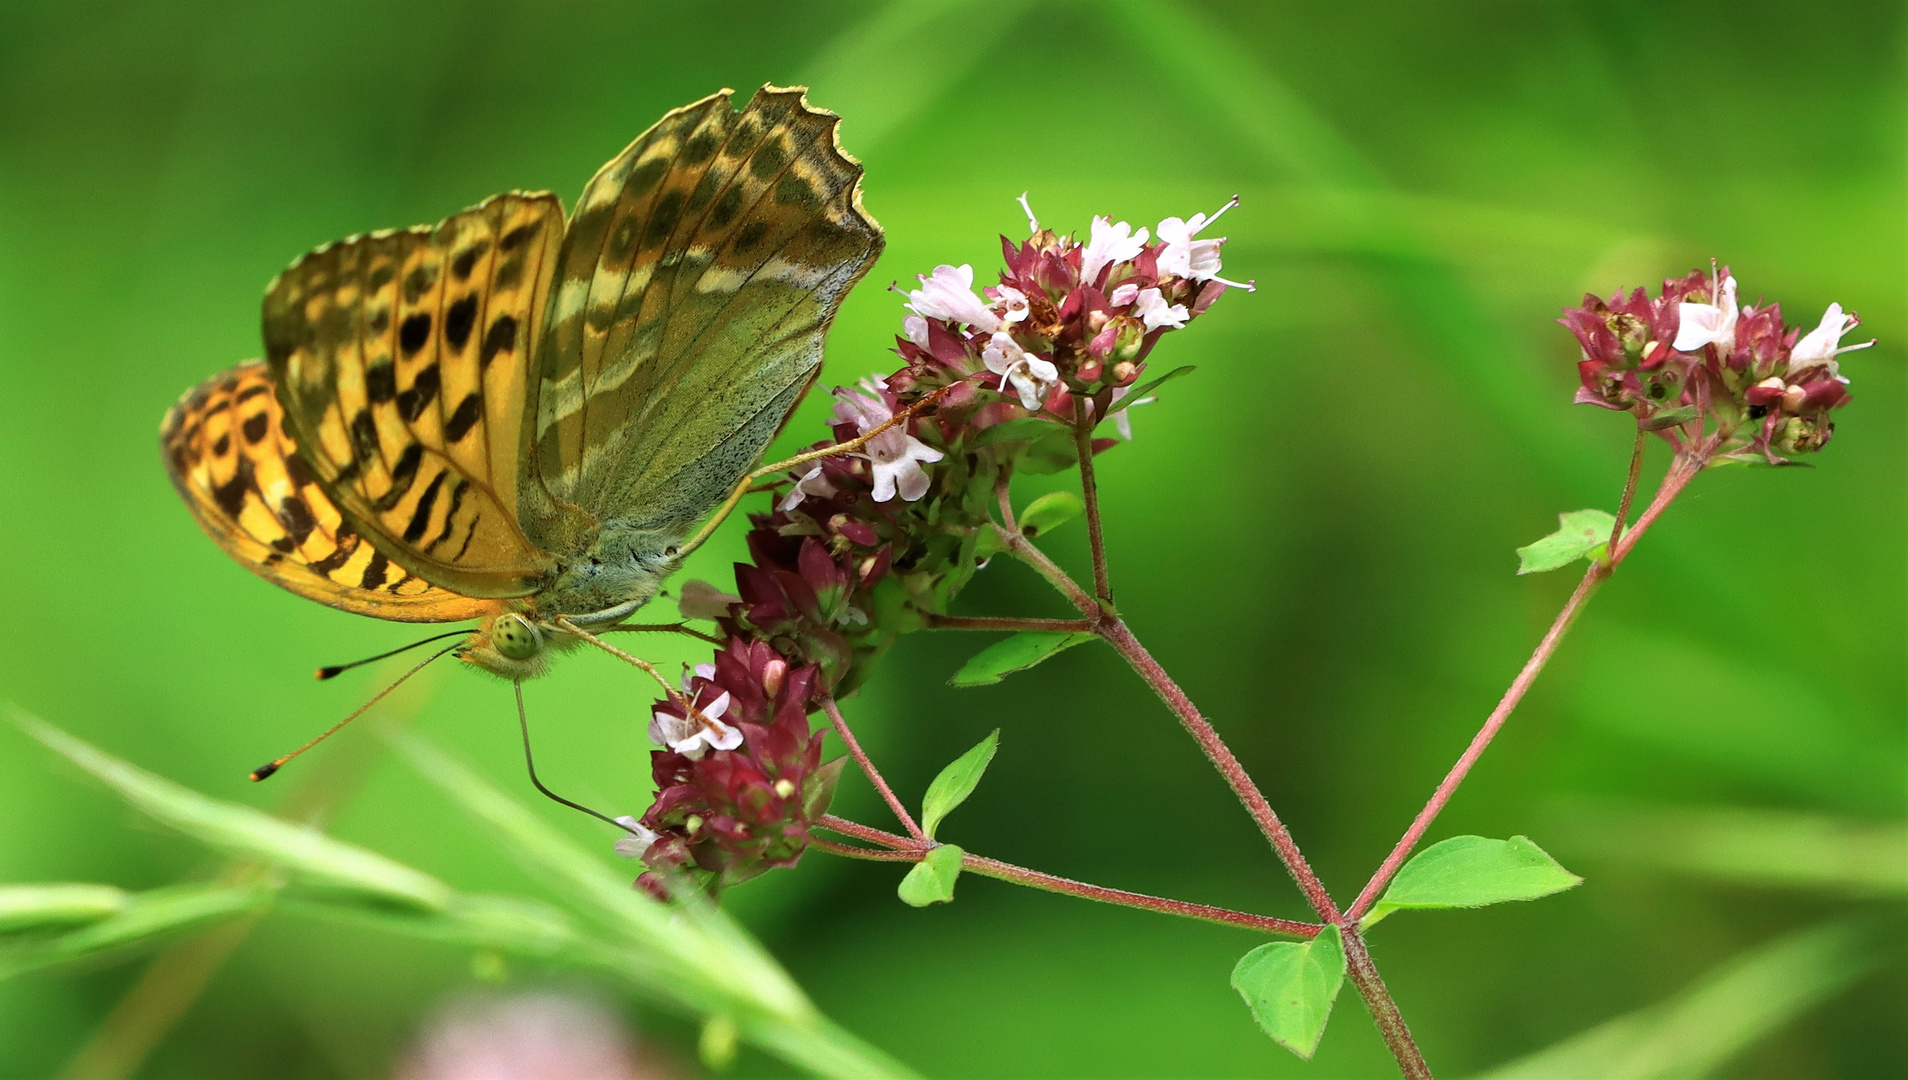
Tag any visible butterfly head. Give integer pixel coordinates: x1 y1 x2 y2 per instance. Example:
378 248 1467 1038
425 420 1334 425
458 612 573 680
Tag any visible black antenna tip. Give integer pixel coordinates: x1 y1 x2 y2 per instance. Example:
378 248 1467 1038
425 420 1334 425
315 666 344 681
249 762 280 782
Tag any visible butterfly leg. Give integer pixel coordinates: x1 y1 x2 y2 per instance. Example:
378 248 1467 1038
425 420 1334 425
512 680 645 837
673 381 962 561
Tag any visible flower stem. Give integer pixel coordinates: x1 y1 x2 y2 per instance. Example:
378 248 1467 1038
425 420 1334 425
1340 925 1432 1080
812 818 1319 938
1345 451 1705 921
1071 396 1113 602
818 699 925 842
1603 426 1646 564
925 614 1095 633
1096 619 1345 923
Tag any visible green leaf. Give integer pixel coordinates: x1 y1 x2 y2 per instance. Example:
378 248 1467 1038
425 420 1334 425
803 757 849 821
919 730 998 839
970 416 1064 447
1017 491 1083 538
949 631 1094 687
14 714 452 912
973 523 1007 561
1100 365 1195 418
1230 925 1346 1059
1364 835 1580 927
1639 404 1700 431
1515 509 1617 575
0 884 131 933
896 844 964 907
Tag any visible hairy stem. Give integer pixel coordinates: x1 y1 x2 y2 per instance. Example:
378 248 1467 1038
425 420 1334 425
1346 451 1705 921
1603 426 1647 564
1097 619 1345 923
1341 926 1432 1080
813 818 1318 938
1072 396 1113 602
819 699 924 842
925 614 1095 633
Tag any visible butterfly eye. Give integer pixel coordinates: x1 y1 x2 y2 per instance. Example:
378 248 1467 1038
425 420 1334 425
664 545 680 558
492 614 542 661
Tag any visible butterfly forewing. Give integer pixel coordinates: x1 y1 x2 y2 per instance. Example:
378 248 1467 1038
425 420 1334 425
529 86 883 542
262 192 566 598
161 361 498 622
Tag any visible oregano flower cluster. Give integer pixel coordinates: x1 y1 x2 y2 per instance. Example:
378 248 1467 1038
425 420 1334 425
620 197 1249 891
1560 266 1869 462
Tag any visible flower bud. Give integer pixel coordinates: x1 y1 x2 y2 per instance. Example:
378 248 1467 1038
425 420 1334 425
761 658 787 698
1111 360 1139 385
1077 358 1104 383
773 778 796 798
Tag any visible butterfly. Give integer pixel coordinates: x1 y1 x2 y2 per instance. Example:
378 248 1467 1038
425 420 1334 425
160 86 882 698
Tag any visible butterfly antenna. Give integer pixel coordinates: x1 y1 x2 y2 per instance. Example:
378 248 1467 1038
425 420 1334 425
512 681 643 835
314 629 472 680
250 642 460 781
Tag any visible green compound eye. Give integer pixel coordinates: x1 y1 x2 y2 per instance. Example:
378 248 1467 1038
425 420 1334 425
491 614 542 661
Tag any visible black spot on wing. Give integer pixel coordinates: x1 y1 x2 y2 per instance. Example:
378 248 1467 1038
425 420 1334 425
445 294 478 351
349 409 380 464
277 495 316 544
403 470 448 543
241 412 269 444
399 313 432 355
480 315 517 368
642 190 685 249
360 550 389 590
365 361 397 404
445 393 483 441
500 223 537 251
372 443 424 510
734 220 770 254
396 364 440 422
450 241 489 281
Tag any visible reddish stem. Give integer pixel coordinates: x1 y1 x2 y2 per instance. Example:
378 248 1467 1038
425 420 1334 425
926 614 1096 633
1097 619 1345 924
818 698 925 842
813 817 1319 938
1072 396 1113 602
1346 453 1704 921
1341 926 1432 1080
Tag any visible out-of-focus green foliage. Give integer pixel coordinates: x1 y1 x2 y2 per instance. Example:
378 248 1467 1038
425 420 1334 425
0 0 1899 1076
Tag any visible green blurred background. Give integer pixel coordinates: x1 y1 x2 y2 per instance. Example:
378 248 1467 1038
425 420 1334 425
0 1 1901 1076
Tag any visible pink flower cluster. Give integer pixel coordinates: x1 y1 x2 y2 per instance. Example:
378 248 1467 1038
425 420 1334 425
618 197 1245 890
1561 266 1869 462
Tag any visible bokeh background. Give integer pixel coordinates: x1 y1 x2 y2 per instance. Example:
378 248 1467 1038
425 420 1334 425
0 1 1901 1077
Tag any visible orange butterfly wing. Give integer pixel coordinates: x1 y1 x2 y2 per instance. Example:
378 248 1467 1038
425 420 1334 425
161 360 501 623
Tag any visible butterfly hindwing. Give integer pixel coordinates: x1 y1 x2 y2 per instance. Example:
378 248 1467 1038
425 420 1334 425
530 85 883 542
262 192 566 598
161 361 499 622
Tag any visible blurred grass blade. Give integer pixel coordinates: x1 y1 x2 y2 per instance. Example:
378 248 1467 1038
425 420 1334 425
0 884 270 981
390 733 918 1079
1549 801 1908 896
13 712 451 912
797 0 1032 158
1469 920 1879 1080
1104 0 1600 495
0 884 131 933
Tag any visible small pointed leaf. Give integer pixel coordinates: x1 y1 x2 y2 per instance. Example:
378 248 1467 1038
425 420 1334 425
1100 365 1196 418
919 731 998 839
803 757 848 821
949 631 1093 687
1230 925 1346 1058
1364 835 1581 928
897 844 964 907
1018 492 1083 538
1516 510 1617 575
